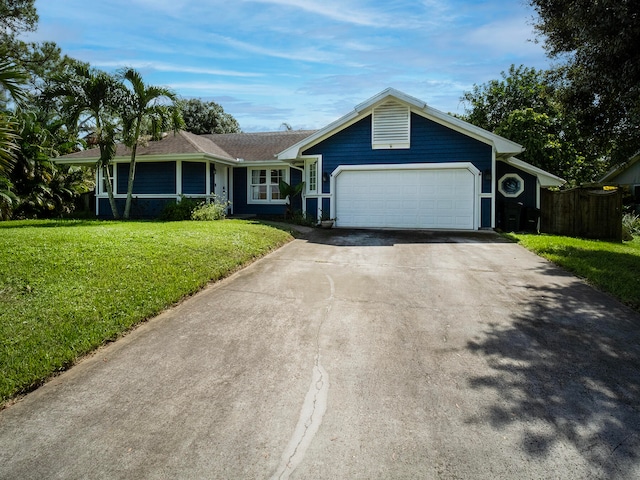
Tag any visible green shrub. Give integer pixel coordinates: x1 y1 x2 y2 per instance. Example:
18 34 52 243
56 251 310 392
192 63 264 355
191 196 230 221
288 210 317 226
623 212 640 239
159 197 202 221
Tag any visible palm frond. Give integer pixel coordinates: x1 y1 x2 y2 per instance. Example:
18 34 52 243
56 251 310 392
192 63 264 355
0 61 29 107
0 114 20 174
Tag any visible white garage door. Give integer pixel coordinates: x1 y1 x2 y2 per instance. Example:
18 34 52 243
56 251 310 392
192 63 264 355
334 165 477 229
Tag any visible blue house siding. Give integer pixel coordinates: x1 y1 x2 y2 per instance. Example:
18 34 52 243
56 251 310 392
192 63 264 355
303 113 492 195
495 162 538 231
182 161 206 195
481 198 492 228
306 197 318 217
98 197 175 219
117 161 176 195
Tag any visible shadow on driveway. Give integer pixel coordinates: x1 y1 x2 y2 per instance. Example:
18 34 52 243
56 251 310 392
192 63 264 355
304 228 512 246
466 261 640 478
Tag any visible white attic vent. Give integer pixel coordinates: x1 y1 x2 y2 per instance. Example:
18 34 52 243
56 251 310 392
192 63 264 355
372 100 410 149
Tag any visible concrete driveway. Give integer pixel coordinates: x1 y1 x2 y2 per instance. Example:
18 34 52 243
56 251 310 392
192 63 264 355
1 229 639 479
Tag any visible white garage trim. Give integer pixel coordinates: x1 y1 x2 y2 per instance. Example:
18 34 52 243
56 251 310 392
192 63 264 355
330 162 481 230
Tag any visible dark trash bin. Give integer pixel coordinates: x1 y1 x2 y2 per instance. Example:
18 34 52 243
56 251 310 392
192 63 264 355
524 207 541 232
503 202 523 232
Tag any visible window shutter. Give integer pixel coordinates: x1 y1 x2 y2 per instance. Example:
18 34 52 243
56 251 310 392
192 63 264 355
372 100 410 149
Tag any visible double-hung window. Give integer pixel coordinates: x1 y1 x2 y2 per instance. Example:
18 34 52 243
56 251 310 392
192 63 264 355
249 168 287 203
306 159 318 194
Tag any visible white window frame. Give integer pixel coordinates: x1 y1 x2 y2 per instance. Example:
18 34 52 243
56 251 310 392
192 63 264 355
304 156 320 195
97 164 116 195
247 166 289 204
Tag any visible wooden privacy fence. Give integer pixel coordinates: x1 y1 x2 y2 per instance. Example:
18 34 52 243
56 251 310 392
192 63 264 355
540 187 622 241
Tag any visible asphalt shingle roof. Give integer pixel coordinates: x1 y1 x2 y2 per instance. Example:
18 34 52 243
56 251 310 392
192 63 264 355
202 130 316 161
57 129 317 162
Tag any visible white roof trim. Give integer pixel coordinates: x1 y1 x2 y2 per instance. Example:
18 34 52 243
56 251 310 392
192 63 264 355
278 87 524 160
503 157 566 187
52 153 239 166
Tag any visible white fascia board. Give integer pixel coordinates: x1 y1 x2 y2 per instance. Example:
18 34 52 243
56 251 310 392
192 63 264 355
53 157 98 165
504 157 566 187
236 160 291 167
353 87 427 113
416 106 524 156
53 153 238 167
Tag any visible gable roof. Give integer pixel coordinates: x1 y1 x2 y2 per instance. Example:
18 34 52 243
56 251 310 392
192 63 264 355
278 87 524 161
54 129 316 165
502 157 566 187
599 151 640 183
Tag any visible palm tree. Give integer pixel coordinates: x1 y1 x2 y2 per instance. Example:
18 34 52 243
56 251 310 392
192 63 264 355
44 64 124 218
120 68 183 219
0 61 28 219
0 61 28 176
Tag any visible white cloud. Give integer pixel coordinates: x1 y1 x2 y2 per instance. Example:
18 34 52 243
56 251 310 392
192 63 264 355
243 0 387 27
91 60 263 78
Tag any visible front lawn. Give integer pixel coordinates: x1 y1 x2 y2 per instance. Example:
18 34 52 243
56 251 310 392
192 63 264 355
0 220 293 405
509 233 640 311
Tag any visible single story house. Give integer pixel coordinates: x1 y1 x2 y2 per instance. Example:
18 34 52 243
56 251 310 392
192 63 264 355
55 88 565 230
599 152 640 204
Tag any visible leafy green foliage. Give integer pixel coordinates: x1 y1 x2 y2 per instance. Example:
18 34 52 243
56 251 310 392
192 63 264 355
529 0 640 164
0 112 20 175
9 109 93 218
119 68 183 219
0 219 293 404
180 98 241 134
44 64 125 218
288 210 317 226
0 175 17 220
191 196 230 221
278 179 304 219
0 0 37 48
159 197 202 221
623 213 640 239
0 61 28 176
510 233 640 311
461 65 599 184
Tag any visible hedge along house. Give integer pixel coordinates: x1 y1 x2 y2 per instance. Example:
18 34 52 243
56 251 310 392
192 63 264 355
55 88 564 229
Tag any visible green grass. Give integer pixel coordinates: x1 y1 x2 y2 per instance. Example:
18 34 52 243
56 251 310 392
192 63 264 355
508 233 640 311
0 219 293 405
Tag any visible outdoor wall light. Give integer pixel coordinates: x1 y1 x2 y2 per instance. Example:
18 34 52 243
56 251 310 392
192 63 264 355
483 169 492 181
322 172 329 183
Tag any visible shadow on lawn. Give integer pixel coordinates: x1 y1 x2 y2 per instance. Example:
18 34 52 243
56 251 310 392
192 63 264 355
467 262 640 477
0 220 100 229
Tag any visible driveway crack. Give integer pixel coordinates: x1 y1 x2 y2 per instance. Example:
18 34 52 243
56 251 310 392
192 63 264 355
271 274 333 480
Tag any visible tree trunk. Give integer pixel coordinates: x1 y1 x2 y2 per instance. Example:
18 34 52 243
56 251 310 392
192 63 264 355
123 143 137 219
103 163 119 219
123 118 142 220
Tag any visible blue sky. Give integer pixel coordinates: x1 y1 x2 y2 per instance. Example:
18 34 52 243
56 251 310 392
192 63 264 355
29 0 550 132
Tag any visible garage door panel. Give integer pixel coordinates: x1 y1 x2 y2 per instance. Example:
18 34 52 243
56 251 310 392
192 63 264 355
335 167 476 230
